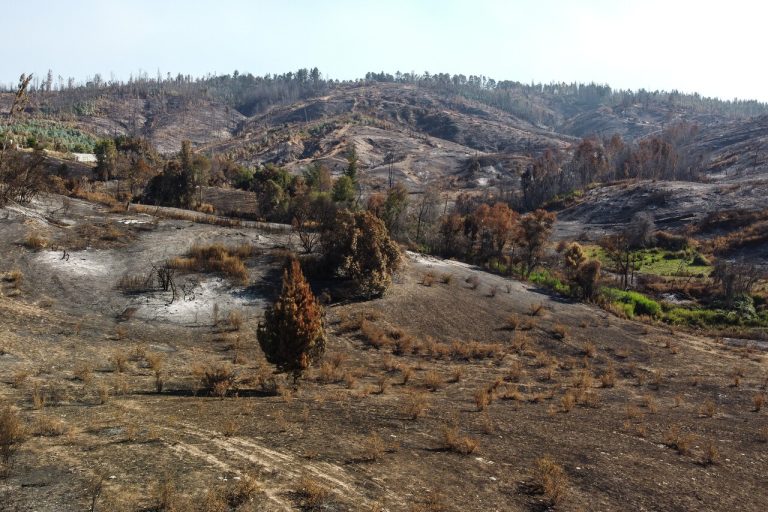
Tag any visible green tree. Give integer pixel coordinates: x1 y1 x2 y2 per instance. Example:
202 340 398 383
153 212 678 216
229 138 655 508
257 258 326 383
344 143 358 182
94 139 117 181
332 175 355 203
382 183 409 238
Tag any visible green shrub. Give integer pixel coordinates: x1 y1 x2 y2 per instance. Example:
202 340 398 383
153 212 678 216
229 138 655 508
603 288 661 318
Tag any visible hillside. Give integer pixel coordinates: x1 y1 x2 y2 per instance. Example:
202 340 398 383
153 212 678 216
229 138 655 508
1 196 767 511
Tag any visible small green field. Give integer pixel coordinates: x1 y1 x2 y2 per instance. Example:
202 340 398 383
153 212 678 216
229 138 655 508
585 245 712 277
1 120 97 153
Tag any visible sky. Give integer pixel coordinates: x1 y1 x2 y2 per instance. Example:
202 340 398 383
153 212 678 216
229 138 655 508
2 0 766 101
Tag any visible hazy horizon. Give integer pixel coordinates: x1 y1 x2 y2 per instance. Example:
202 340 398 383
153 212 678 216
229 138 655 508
3 0 767 102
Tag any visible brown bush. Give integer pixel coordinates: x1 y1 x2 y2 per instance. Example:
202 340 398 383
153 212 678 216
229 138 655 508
402 391 429 420
0 406 25 468
699 399 717 418
664 425 695 455
532 456 569 506
23 233 47 251
424 371 443 391
201 365 237 397
296 477 331 509
441 426 478 455
753 393 766 412
168 243 252 284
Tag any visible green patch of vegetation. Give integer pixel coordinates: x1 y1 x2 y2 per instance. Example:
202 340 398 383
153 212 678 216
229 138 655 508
603 288 662 318
602 287 768 329
529 269 571 296
1 120 97 153
585 245 712 277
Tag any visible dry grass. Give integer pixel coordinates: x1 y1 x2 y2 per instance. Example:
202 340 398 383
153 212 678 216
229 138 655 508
701 440 720 466
200 365 238 397
600 365 616 388
424 371 443 391
360 432 386 462
753 393 766 412
110 350 129 373
532 456 569 506
296 476 331 509
663 425 696 455
23 232 48 251
402 391 430 420
699 399 717 418
168 243 253 285
440 426 478 455
0 406 25 469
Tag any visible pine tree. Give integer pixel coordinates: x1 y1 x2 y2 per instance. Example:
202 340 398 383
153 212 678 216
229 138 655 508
257 258 325 382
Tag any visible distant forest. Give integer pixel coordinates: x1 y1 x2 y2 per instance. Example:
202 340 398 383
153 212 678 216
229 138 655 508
3 68 767 125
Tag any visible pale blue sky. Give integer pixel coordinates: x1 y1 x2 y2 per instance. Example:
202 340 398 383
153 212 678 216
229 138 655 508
3 0 766 101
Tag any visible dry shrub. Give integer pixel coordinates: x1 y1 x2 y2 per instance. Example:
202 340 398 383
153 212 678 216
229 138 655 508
400 365 414 385
571 369 593 389
441 426 478 454
626 404 643 420
529 302 545 317
296 476 331 509
578 390 601 408
2 269 23 288
402 391 429 420
201 365 237 397
702 440 720 466
32 383 46 409
699 399 717 418
227 310 244 331
376 375 390 394
196 203 216 214
439 273 453 284
758 426 768 443
465 274 480 290
664 425 695 455
532 456 569 506
641 394 658 414
225 474 262 508
424 371 443 391
11 370 29 389
600 366 616 388
110 350 129 373
97 384 110 404
421 272 435 286
73 362 94 385
360 320 388 350
155 478 179 512
343 371 358 389
318 361 345 384
0 406 26 466
221 417 240 438
33 415 67 437
168 243 251 284
582 342 597 358
23 232 47 251
560 391 576 412
551 323 568 340
392 334 414 356
506 313 522 331
360 432 386 462
506 360 525 383
475 388 492 411
449 366 464 383
753 393 766 412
